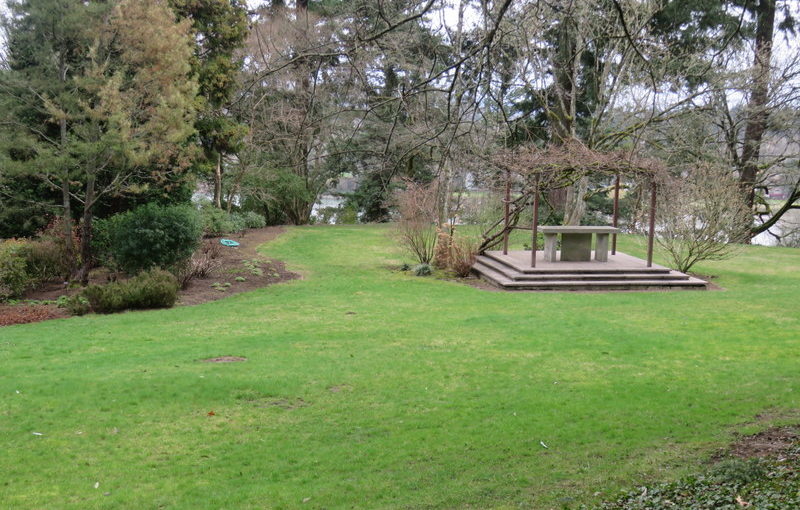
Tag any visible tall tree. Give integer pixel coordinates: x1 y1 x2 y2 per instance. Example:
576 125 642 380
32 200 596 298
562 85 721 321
168 0 249 209
2 0 198 282
0 0 109 258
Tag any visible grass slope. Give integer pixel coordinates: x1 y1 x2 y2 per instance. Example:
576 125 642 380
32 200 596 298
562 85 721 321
2 225 799 509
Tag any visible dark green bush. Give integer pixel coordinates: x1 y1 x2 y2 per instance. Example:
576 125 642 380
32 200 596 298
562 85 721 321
82 269 179 314
108 203 201 274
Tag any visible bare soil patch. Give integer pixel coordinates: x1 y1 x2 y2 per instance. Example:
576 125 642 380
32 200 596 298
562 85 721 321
201 356 247 363
178 227 298 306
2 226 297 327
726 426 800 460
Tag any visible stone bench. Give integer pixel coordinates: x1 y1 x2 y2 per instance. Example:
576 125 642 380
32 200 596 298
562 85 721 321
539 226 620 262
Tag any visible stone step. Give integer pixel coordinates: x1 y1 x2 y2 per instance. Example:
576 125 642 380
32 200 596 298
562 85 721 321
473 261 691 282
472 263 707 291
481 252 672 274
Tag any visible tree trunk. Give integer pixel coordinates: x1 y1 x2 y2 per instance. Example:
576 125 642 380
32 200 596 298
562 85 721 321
551 9 584 224
59 56 75 279
739 0 775 211
78 172 96 285
564 175 589 225
214 152 223 209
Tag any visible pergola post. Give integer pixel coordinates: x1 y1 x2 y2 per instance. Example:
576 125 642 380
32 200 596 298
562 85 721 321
531 175 540 268
503 170 510 255
646 178 657 267
612 173 620 255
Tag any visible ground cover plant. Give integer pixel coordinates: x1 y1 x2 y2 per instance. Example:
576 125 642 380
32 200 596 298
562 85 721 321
1 225 799 509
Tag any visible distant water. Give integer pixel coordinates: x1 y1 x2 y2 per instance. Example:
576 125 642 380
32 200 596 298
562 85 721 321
752 209 800 246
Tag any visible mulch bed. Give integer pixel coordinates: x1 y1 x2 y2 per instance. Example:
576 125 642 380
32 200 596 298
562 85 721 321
1 226 298 327
0 304 69 327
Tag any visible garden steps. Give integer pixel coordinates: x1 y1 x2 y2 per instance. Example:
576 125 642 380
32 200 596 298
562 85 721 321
473 251 707 291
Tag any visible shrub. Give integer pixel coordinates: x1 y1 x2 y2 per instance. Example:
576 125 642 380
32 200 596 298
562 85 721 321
108 203 202 274
230 213 248 233
413 263 432 276
91 215 121 270
448 235 480 277
82 269 179 314
0 240 34 301
172 253 222 289
242 211 266 229
646 164 751 273
23 238 71 282
394 180 439 264
432 227 480 277
200 203 235 235
57 295 91 316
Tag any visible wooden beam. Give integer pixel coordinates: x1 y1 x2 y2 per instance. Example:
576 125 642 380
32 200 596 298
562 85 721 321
503 170 510 255
647 179 657 267
612 173 620 255
531 176 540 267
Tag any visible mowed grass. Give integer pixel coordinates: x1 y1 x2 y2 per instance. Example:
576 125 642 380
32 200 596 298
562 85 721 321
2 225 800 509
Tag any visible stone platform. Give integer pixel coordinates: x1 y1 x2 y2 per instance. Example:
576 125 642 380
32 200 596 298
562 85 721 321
473 250 707 291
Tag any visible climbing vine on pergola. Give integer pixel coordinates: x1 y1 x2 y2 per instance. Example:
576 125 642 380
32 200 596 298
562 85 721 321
480 141 666 268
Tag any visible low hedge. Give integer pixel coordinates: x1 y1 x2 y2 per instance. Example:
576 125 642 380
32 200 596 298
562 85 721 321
82 269 179 314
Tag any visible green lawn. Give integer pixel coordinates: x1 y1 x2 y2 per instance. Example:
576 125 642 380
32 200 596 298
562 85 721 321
2 225 800 509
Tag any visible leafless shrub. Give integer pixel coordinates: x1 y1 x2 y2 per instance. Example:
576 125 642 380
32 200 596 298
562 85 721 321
200 239 222 260
394 180 439 265
173 253 222 289
648 164 752 273
432 226 480 277
448 235 480 277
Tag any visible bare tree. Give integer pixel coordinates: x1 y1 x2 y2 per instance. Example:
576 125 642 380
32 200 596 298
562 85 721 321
650 164 751 273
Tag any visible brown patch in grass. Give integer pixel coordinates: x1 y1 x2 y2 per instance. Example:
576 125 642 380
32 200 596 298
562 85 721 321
725 426 800 459
201 356 247 363
242 397 309 409
328 384 352 393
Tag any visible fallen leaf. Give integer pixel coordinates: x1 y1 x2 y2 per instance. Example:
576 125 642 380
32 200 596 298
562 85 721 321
207 411 216 416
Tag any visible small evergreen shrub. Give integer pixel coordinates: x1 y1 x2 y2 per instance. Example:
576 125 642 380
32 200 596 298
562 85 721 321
57 295 90 316
82 269 179 314
413 263 432 276
108 203 201 274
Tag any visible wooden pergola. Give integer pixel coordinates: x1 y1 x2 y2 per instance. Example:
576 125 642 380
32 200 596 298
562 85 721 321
480 141 665 268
